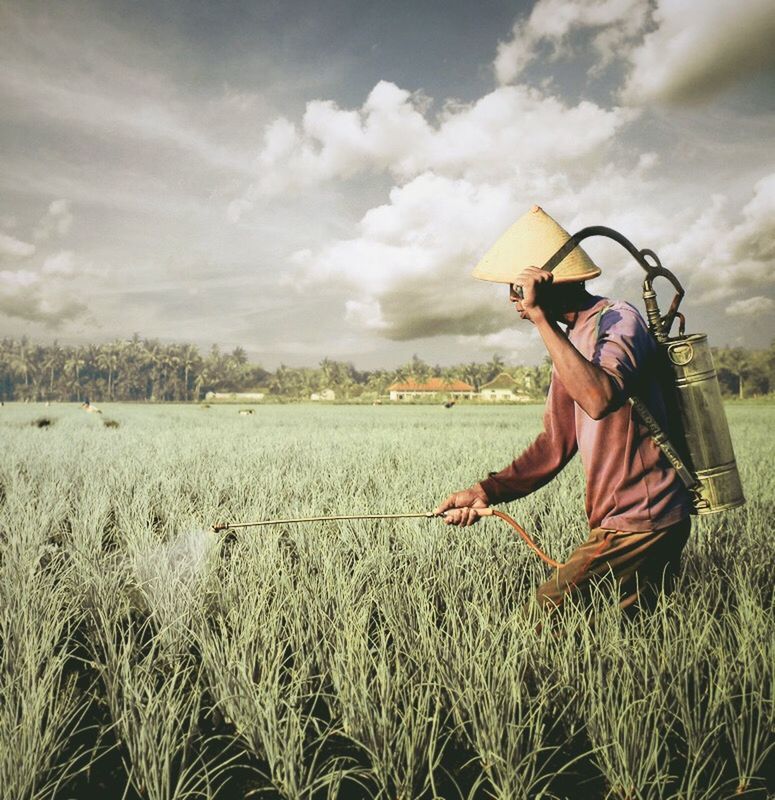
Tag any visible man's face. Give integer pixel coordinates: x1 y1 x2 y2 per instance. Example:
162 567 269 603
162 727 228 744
509 283 531 321
508 281 583 322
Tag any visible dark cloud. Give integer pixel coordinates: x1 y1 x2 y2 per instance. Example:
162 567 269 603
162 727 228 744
378 283 512 341
624 0 775 104
0 288 87 328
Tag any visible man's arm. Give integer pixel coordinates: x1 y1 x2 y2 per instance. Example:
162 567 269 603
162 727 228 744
435 373 578 525
518 267 618 420
479 374 578 502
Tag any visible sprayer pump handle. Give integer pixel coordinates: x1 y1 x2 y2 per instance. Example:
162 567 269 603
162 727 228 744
541 225 685 337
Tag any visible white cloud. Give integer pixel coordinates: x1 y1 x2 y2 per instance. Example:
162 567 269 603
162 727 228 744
237 80 632 205
259 80 674 345
0 269 38 288
726 296 775 317
228 29 771 346
728 173 775 264
0 203 92 325
0 232 36 259
246 83 428 199
289 151 775 343
344 298 388 332
226 197 253 224
34 199 73 240
456 326 538 352
623 0 775 104
0 267 86 327
655 173 775 303
401 86 634 181
289 159 661 342
493 0 775 106
295 172 519 340
494 0 651 85
42 250 76 276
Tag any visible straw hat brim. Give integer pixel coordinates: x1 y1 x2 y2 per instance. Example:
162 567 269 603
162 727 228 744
472 205 601 285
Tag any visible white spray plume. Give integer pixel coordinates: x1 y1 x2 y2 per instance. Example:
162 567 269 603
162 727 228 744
132 528 217 649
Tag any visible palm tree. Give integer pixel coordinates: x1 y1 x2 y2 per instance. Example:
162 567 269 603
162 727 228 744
714 347 748 399
41 342 64 399
0 341 14 400
485 353 505 383
96 342 121 401
29 344 46 400
408 354 431 382
143 340 163 401
462 361 488 391
320 358 336 390
12 337 32 397
204 345 227 392
365 369 390 396
180 344 201 400
271 364 306 398
64 349 86 401
83 344 102 400
162 345 181 401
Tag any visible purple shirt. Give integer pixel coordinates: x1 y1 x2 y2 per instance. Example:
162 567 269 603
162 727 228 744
480 297 691 531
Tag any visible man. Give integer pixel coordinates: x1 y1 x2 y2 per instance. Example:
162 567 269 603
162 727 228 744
435 206 692 612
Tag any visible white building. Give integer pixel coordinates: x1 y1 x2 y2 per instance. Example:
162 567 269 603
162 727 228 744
479 373 518 401
387 377 476 401
205 391 265 402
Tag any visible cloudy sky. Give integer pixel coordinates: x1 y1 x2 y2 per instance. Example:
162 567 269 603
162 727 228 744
1 0 774 368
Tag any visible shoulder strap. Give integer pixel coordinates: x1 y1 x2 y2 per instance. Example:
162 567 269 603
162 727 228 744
627 395 699 490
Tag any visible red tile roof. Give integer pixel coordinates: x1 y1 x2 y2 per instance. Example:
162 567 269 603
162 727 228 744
388 378 475 392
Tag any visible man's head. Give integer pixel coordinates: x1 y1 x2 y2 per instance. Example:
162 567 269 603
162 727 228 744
509 277 590 322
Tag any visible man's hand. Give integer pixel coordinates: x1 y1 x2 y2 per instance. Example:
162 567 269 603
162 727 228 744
434 484 490 526
511 267 553 322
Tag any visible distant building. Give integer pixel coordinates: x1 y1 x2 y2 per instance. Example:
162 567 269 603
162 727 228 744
480 372 533 402
480 372 517 401
310 388 336 401
387 377 476 402
205 391 265 402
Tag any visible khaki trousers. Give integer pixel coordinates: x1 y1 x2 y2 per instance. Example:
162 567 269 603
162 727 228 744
535 517 691 613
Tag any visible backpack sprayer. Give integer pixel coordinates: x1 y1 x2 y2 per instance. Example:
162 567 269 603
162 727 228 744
211 225 744 568
541 225 745 515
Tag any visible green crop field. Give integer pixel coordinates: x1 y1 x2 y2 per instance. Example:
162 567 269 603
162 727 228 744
1 402 773 800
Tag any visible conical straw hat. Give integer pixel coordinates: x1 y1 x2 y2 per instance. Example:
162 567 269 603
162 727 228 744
472 205 600 285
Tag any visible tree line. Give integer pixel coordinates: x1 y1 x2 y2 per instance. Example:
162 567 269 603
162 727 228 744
0 336 773 403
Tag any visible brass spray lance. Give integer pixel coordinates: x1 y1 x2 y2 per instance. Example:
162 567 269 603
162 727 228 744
211 508 563 569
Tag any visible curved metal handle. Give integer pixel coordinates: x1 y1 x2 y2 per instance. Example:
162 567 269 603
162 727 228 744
541 225 685 338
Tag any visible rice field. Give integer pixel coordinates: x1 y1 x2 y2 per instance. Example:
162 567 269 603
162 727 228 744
1 401 773 800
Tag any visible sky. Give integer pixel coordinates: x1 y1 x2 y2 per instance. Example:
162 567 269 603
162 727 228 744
1 0 774 368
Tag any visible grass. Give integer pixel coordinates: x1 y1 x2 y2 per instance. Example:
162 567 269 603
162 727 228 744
0 401 772 799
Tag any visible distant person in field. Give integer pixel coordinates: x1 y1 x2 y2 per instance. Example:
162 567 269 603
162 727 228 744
435 206 692 613
81 399 102 414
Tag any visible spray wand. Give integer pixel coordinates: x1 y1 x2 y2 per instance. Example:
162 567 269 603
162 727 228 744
211 507 562 569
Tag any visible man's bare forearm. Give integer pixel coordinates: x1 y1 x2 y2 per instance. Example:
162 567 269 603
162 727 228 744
532 310 615 420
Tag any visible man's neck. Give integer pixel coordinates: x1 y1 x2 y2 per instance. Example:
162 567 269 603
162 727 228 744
558 291 600 327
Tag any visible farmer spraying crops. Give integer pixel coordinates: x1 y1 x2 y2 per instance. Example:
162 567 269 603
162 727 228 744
436 206 693 613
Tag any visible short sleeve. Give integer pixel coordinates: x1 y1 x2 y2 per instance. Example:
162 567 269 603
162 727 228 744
591 304 655 399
